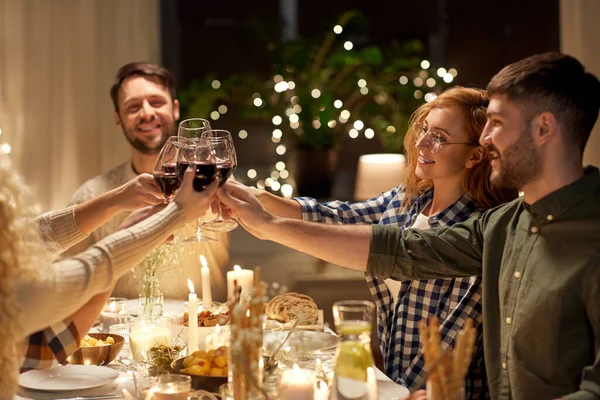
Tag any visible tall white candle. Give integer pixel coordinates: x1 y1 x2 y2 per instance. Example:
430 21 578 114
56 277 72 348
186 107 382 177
187 279 199 353
226 265 254 301
200 255 212 306
278 364 315 400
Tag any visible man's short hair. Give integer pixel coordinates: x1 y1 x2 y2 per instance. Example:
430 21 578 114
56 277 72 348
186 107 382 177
487 52 600 154
110 62 176 112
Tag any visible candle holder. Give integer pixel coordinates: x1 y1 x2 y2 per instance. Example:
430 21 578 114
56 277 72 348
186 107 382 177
277 365 316 400
151 374 191 400
99 297 129 332
129 316 173 364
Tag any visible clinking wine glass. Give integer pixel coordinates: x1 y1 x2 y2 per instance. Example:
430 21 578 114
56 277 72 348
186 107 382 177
152 136 187 203
177 137 218 243
177 118 211 140
201 129 238 232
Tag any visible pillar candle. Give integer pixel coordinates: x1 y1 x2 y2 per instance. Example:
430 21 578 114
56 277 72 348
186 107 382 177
187 279 199 353
226 265 254 301
200 255 212 306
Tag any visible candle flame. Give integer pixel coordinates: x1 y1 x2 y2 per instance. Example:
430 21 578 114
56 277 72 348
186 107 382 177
187 279 195 294
293 363 300 373
246 309 250 318
200 255 208 268
233 264 242 272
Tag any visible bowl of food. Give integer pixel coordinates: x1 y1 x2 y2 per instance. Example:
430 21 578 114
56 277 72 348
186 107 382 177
170 347 228 392
66 333 124 366
173 309 231 350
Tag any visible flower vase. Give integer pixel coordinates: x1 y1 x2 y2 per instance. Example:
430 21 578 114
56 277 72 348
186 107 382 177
138 271 164 317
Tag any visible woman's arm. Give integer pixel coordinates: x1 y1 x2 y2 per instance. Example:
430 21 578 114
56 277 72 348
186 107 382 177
231 181 303 219
73 173 163 235
16 168 216 336
232 181 400 225
34 174 163 255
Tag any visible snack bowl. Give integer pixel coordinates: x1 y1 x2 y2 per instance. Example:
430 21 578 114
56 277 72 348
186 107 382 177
170 355 275 392
172 315 230 349
170 357 227 392
66 333 124 366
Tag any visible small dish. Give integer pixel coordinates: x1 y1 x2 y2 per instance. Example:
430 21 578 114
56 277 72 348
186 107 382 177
66 333 124 366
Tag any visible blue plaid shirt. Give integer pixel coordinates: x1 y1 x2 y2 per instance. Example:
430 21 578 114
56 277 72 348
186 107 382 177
296 186 488 399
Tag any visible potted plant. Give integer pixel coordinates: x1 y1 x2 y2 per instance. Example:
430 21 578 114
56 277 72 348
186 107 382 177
179 11 451 197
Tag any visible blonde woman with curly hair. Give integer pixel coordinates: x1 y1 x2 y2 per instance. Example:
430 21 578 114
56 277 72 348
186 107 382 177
231 87 517 398
0 154 216 396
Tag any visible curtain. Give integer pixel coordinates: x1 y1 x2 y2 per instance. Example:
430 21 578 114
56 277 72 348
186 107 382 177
560 0 600 167
0 0 160 211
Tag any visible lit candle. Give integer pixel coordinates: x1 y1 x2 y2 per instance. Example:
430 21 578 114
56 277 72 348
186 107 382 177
278 364 315 400
313 381 329 400
187 279 199 353
226 265 254 301
205 324 231 351
200 255 212 306
129 323 172 362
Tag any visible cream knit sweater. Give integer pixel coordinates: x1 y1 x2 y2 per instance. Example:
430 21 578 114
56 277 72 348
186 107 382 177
5 202 185 397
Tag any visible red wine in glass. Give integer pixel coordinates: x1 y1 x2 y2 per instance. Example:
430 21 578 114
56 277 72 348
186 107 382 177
162 163 178 175
216 162 236 187
153 172 180 199
177 161 217 192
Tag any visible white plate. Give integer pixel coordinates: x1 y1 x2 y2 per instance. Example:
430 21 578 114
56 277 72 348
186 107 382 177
19 365 119 391
377 380 410 400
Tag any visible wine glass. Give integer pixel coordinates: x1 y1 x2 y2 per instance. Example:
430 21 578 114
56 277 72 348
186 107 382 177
177 137 218 243
178 118 211 140
201 129 238 232
152 136 186 203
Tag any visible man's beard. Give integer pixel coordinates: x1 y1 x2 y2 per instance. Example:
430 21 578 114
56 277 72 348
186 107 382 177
121 116 175 155
489 124 542 190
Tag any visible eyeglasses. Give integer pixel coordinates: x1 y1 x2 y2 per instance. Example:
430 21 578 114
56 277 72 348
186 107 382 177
414 122 476 154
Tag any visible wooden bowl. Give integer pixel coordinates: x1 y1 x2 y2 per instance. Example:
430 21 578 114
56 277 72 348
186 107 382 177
170 357 227 392
66 333 125 366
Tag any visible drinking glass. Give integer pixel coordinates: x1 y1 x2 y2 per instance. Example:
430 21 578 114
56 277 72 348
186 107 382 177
129 316 173 364
201 129 238 232
152 136 187 202
98 297 129 332
178 118 211 140
177 137 218 243
150 374 191 400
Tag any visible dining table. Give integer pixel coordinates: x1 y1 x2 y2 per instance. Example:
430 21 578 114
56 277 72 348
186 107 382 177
16 299 409 400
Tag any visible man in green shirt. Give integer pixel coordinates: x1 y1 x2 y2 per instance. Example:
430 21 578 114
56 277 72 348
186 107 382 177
218 52 600 400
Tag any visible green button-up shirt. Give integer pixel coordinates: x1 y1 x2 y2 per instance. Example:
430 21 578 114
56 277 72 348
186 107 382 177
368 167 600 400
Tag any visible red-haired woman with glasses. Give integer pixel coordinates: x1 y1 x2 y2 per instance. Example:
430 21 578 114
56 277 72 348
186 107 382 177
240 87 516 399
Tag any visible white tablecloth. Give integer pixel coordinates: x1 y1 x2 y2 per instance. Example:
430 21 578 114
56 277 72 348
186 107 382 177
17 299 409 399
